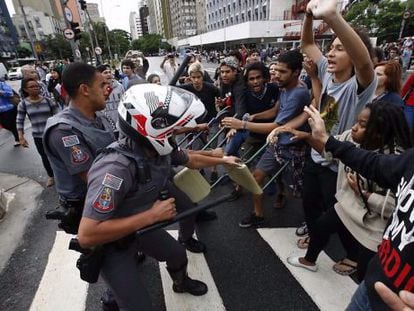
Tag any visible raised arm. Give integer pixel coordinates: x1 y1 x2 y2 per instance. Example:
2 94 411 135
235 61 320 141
307 0 374 88
301 14 323 63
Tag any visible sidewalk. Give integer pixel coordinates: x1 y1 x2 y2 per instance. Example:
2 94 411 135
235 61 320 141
0 173 44 273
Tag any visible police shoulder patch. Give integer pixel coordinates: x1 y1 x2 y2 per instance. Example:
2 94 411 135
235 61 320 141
62 135 80 147
102 173 123 190
70 145 89 164
93 186 114 213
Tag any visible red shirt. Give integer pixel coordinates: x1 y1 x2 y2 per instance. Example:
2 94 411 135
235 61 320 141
401 72 414 106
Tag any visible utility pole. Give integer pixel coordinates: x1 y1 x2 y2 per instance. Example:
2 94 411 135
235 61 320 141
84 9 102 65
17 0 38 59
59 0 80 61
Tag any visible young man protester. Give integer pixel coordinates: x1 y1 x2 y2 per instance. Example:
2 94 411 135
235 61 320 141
96 64 125 134
222 50 310 227
78 84 240 310
121 59 143 90
267 0 377 256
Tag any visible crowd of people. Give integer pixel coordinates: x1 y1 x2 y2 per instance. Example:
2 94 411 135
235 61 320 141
1 0 414 309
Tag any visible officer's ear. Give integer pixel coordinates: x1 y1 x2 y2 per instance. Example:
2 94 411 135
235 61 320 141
78 83 90 97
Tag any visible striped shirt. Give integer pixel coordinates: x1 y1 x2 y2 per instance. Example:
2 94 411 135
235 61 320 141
16 97 59 138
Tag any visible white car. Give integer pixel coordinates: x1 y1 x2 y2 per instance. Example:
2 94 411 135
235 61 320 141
8 67 22 80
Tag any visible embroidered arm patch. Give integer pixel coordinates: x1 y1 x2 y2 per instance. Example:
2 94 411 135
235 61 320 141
62 135 80 147
102 173 123 190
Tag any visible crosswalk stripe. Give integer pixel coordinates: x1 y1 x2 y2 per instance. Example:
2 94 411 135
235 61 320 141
29 231 88 311
258 228 357 311
160 230 226 311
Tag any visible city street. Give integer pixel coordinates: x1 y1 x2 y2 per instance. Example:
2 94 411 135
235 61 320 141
0 57 357 311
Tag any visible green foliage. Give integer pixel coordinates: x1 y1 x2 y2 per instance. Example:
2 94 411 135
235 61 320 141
129 34 171 55
41 34 73 60
345 0 414 42
16 46 32 58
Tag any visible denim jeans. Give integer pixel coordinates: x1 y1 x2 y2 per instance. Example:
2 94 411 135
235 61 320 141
346 281 372 311
224 130 249 156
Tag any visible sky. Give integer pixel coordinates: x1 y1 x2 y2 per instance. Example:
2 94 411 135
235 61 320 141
5 0 140 32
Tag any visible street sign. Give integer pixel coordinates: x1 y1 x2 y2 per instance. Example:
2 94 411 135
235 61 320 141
64 7 73 22
63 28 75 40
95 47 102 55
75 49 81 58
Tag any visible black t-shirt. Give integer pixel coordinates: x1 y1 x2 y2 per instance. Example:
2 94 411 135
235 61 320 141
179 82 220 122
244 83 279 140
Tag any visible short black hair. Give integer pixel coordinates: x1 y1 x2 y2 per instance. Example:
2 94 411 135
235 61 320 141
96 64 110 72
121 59 135 70
243 62 270 83
277 49 303 72
62 62 98 99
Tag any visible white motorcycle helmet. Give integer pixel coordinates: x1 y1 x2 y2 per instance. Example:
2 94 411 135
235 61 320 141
118 84 206 155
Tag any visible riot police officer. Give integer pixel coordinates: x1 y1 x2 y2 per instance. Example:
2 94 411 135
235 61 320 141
43 62 116 234
78 84 240 310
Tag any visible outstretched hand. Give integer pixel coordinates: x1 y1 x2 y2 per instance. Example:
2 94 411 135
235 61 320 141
266 127 310 145
304 105 329 146
375 282 414 311
222 155 242 167
306 0 338 19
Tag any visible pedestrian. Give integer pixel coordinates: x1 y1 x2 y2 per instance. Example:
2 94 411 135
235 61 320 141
20 65 50 99
147 73 161 85
78 84 240 310
121 59 142 90
96 64 125 133
267 0 377 248
17 78 60 187
286 101 411 281
47 68 66 109
160 53 178 83
295 104 414 311
401 71 414 131
373 61 404 107
0 80 20 146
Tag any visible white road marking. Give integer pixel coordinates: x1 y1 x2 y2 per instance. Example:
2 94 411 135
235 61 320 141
258 228 357 311
29 231 88 311
160 230 226 311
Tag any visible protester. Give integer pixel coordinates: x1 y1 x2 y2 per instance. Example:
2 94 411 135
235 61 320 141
293 104 414 311
267 0 377 248
20 65 50 99
402 71 414 130
286 101 411 280
160 53 178 82
121 59 142 90
222 50 310 226
373 61 404 107
147 73 161 85
0 80 20 146
17 78 59 187
47 68 66 109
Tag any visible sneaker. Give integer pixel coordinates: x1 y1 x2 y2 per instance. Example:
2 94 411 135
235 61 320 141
295 222 308 236
287 256 318 272
210 171 218 183
179 237 206 253
226 186 242 202
13 141 20 147
46 177 55 187
238 213 264 228
196 210 218 222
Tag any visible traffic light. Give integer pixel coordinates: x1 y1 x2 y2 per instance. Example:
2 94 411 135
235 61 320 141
79 0 87 11
70 22 81 41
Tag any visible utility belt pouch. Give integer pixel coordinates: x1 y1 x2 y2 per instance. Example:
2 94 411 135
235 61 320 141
45 198 84 234
69 238 104 284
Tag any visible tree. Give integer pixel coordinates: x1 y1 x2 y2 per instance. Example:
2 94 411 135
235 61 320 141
129 34 171 55
43 34 73 60
16 46 32 58
345 0 414 43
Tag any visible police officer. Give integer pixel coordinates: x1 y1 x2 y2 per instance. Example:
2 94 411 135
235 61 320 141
78 84 240 310
43 62 116 234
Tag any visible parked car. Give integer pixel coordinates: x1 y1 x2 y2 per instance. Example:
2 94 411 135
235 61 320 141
0 63 7 80
8 67 22 80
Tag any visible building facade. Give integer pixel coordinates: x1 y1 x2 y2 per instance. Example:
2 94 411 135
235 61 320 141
129 12 142 40
86 2 104 23
0 0 18 60
147 0 163 36
206 0 299 31
169 0 197 39
139 3 149 36
196 0 207 34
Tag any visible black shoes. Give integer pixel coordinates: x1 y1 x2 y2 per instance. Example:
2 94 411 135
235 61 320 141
179 237 206 253
167 265 208 296
239 213 265 228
